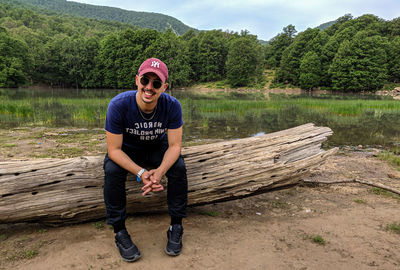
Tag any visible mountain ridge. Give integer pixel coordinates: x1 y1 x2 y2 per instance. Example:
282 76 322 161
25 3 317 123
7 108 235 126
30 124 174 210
8 0 195 35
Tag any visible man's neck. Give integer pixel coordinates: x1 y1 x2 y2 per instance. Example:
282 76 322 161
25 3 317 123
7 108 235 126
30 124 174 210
136 96 156 113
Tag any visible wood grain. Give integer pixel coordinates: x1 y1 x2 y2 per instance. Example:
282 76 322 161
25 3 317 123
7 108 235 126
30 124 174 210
0 123 337 225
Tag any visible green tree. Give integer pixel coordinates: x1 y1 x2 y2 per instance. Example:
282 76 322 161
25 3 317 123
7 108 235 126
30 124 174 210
329 31 388 91
299 51 321 89
97 28 160 88
195 30 229 81
388 17 400 37
320 26 357 86
143 29 191 88
387 36 400 82
226 35 264 87
276 28 319 85
0 30 32 87
265 24 296 68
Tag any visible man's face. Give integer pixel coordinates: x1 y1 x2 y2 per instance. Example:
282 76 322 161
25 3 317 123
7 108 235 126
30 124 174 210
135 72 168 106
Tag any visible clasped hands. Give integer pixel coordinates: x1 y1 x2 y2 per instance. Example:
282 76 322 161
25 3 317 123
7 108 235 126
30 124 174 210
141 169 165 196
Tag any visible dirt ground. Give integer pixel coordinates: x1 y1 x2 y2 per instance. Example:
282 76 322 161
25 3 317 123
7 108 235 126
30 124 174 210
1 137 400 269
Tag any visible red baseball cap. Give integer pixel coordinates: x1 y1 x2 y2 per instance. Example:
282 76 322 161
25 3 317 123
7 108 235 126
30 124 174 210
138 58 168 83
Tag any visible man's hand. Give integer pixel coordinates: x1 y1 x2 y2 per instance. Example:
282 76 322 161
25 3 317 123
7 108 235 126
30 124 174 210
141 170 164 196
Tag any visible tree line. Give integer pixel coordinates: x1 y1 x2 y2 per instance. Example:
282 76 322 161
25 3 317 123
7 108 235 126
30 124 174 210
9 0 193 35
0 3 264 89
1 2 399 91
267 14 400 91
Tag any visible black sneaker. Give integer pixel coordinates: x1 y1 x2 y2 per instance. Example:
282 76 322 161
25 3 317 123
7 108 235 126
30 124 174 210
165 224 183 256
115 229 141 262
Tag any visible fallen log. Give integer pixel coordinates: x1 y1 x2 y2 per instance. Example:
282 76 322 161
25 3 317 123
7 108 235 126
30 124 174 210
0 123 337 225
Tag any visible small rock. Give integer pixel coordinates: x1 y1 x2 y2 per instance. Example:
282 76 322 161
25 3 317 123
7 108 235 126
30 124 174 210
256 212 262 216
305 208 311 213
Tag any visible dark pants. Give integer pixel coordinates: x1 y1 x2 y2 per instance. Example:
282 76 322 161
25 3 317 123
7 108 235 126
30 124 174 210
103 138 188 227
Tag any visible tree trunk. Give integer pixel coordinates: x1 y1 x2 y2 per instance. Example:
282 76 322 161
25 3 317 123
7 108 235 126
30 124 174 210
0 123 337 225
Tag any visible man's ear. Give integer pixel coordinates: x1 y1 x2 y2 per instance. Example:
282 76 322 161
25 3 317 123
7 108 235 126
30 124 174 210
135 74 140 86
162 83 168 92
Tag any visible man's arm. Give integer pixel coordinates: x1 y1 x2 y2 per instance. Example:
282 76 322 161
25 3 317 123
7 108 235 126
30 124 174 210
159 126 183 175
106 131 143 176
145 127 183 187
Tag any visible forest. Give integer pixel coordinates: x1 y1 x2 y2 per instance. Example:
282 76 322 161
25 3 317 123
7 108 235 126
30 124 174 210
8 0 193 35
0 1 399 91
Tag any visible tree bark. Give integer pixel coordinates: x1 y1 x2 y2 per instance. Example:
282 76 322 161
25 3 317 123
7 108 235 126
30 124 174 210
0 123 337 225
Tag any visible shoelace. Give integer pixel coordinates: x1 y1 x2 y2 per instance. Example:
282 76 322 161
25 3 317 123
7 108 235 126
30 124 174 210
169 225 183 243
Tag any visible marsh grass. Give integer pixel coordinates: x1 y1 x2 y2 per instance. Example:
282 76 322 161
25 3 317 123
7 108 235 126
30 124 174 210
0 97 108 128
2 89 400 149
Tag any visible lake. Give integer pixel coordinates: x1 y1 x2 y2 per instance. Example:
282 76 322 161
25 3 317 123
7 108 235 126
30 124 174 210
1 88 400 150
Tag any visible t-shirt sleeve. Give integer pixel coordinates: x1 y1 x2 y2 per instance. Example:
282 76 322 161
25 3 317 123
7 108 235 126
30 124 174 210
167 99 183 129
104 100 123 134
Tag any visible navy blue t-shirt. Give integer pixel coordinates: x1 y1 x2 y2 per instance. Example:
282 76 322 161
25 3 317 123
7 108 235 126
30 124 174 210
105 90 183 150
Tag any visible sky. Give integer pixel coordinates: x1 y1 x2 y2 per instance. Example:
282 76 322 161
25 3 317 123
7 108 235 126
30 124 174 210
71 0 400 40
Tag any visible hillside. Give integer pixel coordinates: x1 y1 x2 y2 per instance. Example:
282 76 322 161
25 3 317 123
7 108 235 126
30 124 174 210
7 0 194 35
316 20 336 30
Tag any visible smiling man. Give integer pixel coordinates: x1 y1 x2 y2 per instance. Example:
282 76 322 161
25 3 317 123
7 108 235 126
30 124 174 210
103 58 188 262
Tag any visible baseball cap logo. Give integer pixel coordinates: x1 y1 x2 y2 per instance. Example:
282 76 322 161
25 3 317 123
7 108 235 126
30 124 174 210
151 61 160 68
138 58 168 82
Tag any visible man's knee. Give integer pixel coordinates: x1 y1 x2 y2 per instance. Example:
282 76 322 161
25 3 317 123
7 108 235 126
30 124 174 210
166 156 187 182
104 156 127 179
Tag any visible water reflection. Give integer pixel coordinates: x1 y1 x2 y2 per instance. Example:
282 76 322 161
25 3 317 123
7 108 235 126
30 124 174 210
1 88 399 149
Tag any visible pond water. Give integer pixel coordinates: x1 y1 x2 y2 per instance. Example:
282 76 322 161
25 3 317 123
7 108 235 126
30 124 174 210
1 88 400 149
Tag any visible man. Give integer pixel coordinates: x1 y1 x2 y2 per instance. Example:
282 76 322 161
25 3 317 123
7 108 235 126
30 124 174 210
103 58 188 262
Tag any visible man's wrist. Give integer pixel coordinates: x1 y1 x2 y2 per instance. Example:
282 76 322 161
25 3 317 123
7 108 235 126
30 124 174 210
136 168 147 182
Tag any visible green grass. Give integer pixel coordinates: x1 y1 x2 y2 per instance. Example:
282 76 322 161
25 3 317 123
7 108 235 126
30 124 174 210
5 240 48 261
378 150 400 169
386 223 400 234
371 188 400 201
2 143 16 147
311 235 326 245
271 201 288 209
181 92 400 117
2 89 400 153
2 89 400 130
29 147 85 159
381 82 400 91
0 97 109 128
354 198 367 204
199 211 220 217
93 221 105 230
